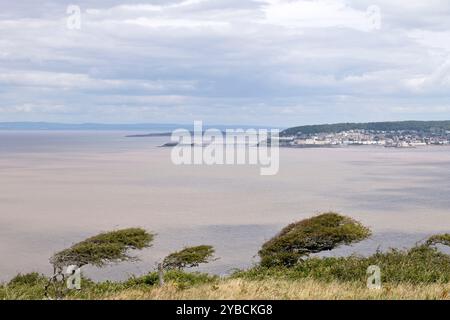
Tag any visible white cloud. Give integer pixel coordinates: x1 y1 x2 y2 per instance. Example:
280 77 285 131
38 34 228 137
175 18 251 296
407 58 450 92
261 0 381 32
0 70 197 92
123 17 230 30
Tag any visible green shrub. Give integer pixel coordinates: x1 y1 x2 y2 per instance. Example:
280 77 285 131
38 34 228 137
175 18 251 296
259 213 371 267
127 270 218 289
236 244 450 284
164 270 218 289
125 273 160 286
7 272 47 287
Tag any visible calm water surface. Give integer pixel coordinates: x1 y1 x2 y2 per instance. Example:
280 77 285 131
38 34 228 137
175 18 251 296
1 131 449 281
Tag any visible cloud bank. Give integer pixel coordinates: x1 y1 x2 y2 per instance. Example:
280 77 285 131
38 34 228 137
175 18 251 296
0 0 449 126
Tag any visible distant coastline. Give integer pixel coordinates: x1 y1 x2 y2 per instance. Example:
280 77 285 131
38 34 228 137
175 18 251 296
0 122 273 132
0 122 185 131
125 132 172 137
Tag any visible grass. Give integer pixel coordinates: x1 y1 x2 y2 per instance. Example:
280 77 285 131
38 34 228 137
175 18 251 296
235 245 450 284
1 236 449 300
105 279 450 300
0 270 218 300
2 276 449 300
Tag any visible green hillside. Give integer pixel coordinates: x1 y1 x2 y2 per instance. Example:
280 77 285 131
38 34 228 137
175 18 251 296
282 121 450 136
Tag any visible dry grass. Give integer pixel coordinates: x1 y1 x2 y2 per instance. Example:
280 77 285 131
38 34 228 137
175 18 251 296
104 279 450 300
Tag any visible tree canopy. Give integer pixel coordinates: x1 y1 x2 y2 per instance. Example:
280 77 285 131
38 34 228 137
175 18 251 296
259 213 371 267
50 228 154 269
162 245 216 270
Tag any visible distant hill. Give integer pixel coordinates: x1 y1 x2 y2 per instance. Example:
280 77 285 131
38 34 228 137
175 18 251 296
0 122 184 131
0 122 273 132
281 121 450 136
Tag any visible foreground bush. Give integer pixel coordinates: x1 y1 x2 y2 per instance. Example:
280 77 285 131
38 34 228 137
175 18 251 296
7 272 47 287
259 213 371 267
127 270 218 289
237 245 450 284
0 270 217 300
2 243 449 299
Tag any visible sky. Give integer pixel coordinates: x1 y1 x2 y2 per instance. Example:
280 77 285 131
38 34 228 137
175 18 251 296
0 0 449 126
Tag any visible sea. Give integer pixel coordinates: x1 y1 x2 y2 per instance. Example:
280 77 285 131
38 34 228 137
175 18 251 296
1 130 449 281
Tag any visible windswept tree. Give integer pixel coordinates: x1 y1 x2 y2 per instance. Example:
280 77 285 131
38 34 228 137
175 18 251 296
50 228 154 271
46 228 154 298
163 245 216 270
154 245 216 287
259 212 371 267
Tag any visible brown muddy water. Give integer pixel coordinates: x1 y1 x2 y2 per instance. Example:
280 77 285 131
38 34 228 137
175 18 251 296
1 131 449 281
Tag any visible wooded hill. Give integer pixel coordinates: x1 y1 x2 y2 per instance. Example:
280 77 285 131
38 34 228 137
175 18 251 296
281 121 450 136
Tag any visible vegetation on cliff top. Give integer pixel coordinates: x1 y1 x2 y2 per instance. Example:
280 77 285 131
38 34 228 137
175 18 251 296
281 120 450 136
1 213 449 300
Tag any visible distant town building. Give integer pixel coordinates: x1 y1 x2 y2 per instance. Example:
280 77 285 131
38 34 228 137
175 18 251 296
280 129 450 148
